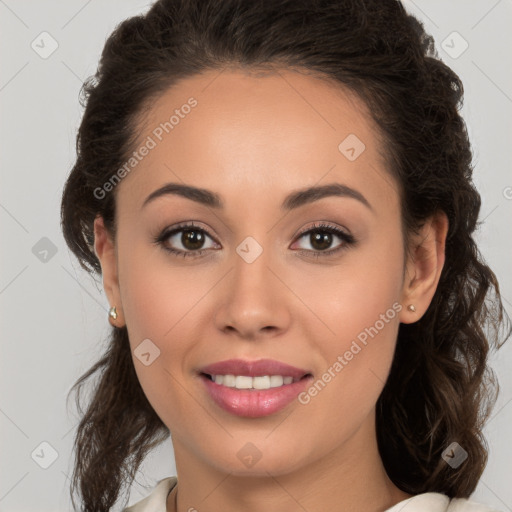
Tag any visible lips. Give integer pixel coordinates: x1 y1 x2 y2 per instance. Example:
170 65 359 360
197 358 314 417
198 358 313 380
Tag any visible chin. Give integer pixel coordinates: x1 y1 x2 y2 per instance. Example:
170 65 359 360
206 446 308 478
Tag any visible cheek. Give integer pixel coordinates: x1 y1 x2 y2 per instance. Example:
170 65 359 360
296 232 403 412
297 287 400 438
117 244 199 425
117 221 403 429
117 233 200 343
297 227 403 342
115 237 189 398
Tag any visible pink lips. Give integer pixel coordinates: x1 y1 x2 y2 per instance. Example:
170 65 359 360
199 358 311 380
198 358 313 418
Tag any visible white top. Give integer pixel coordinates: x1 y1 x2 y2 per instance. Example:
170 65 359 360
123 477 503 512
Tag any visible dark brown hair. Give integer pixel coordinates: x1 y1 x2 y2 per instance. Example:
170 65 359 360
61 0 511 510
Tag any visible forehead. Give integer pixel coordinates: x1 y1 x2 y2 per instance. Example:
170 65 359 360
116 68 399 216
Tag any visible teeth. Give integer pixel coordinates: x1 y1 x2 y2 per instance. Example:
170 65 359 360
210 374 295 389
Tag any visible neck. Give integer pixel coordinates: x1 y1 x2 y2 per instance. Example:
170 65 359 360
167 411 412 512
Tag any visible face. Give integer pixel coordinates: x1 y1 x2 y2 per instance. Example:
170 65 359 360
94 68 446 481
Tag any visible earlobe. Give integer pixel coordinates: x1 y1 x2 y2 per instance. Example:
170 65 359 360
400 211 449 324
93 215 125 327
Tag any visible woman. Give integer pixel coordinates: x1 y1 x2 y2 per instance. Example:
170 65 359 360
60 0 510 511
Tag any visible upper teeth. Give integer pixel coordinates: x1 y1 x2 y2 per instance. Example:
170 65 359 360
211 374 295 389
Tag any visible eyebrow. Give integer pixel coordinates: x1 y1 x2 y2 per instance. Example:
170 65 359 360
142 182 374 213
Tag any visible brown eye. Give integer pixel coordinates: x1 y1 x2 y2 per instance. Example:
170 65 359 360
155 222 219 258
180 229 207 251
307 231 334 251
293 223 355 256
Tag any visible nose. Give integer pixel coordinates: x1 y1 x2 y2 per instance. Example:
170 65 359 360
213 238 291 340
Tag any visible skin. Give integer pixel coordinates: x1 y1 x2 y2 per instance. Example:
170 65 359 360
93 68 448 512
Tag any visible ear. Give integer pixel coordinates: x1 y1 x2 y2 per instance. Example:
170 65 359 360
399 210 449 324
93 215 125 327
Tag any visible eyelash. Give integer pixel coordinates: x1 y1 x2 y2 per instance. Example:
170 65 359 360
153 221 356 259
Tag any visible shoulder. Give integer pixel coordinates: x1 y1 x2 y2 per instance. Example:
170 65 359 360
385 493 503 512
447 497 503 512
122 476 177 512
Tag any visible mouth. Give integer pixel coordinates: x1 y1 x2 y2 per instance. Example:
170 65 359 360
198 369 315 417
197 358 313 391
199 372 313 390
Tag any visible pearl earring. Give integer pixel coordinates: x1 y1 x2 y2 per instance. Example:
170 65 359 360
407 304 416 312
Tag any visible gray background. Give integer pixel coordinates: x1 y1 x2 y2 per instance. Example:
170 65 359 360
0 0 511 510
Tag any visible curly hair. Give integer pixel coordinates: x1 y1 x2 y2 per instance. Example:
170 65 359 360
60 0 511 510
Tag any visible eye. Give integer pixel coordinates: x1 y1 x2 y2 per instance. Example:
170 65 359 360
153 222 219 258
154 221 356 260
291 222 356 258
